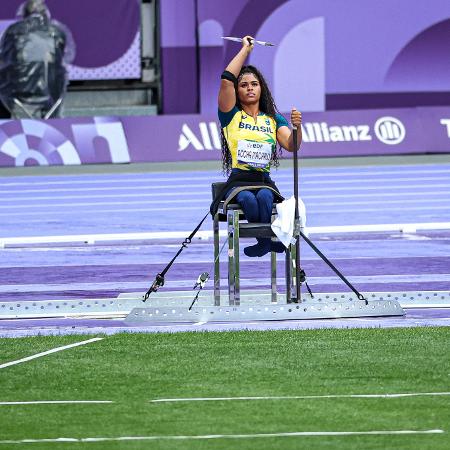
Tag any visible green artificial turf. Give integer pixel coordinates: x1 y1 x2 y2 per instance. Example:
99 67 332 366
0 327 449 449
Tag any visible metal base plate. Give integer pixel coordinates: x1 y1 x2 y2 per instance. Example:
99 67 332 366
125 299 404 324
124 290 405 324
121 289 450 309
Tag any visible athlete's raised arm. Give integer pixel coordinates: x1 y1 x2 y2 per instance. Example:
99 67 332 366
218 36 254 112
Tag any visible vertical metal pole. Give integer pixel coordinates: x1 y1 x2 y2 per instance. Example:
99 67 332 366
270 213 277 303
292 126 301 302
213 214 221 306
271 249 277 303
227 211 235 305
233 210 240 306
285 245 292 304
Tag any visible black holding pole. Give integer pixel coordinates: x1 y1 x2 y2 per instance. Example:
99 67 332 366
292 125 301 302
290 121 367 305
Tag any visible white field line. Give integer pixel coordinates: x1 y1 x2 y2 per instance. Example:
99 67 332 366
0 401 112 405
0 337 103 370
0 430 444 444
2 221 450 246
2 167 450 187
1 392 449 407
150 392 450 403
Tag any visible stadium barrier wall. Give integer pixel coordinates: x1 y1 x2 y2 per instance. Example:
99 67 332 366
0 107 449 167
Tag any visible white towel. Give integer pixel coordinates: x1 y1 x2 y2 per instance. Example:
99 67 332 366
271 196 307 248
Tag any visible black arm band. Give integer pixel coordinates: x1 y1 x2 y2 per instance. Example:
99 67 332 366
221 70 237 84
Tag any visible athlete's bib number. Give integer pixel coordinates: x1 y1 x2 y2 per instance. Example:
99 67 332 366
237 140 272 168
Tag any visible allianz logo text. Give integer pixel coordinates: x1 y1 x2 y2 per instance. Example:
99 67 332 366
177 116 407 151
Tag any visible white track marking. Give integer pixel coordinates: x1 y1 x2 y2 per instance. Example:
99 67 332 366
0 184 210 194
293 168 450 178
2 203 450 218
0 206 196 217
310 198 450 207
0 199 207 209
0 401 112 405
302 176 450 185
312 205 450 214
0 192 206 202
0 430 444 444
0 165 450 186
2 181 450 195
4 189 450 203
0 167 443 183
2 197 450 209
0 337 103 370
305 190 450 199
0 177 219 187
150 392 450 403
2 221 449 247
2 168 450 187
0 205 449 220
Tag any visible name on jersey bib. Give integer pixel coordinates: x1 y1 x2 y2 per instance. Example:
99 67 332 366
237 140 272 169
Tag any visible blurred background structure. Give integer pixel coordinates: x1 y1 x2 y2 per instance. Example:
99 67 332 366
0 0 75 119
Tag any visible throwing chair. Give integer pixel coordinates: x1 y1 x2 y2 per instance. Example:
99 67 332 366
211 182 300 306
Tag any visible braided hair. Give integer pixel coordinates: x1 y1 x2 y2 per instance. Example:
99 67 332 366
220 65 282 174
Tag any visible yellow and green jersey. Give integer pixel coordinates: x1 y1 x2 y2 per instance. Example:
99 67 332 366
218 106 289 172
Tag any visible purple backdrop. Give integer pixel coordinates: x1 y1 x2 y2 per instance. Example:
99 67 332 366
0 107 448 167
0 0 141 80
160 0 450 114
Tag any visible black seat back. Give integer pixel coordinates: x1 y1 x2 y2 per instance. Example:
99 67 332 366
211 182 226 200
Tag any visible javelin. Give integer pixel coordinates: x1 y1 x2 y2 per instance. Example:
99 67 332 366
221 36 275 46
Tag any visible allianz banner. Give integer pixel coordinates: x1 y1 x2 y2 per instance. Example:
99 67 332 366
0 107 449 167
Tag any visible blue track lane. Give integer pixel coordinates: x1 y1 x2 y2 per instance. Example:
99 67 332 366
1 163 450 237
